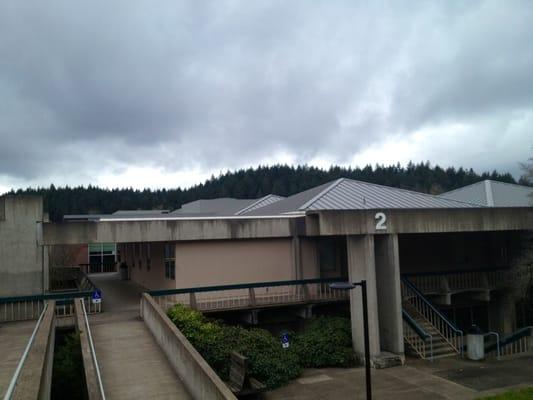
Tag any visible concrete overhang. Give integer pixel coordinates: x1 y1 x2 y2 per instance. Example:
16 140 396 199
305 207 533 236
42 215 305 245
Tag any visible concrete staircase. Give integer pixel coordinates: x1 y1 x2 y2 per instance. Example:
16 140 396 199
403 303 458 359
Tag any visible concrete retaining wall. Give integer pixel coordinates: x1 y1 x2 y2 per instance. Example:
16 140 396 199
140 293 236 400
74 299 103 400
11 300 55 400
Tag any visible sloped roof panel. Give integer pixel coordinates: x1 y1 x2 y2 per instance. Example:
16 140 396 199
440 180 533 207
306 179 480 210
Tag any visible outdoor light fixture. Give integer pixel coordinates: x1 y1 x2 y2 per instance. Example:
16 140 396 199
329 280 372 400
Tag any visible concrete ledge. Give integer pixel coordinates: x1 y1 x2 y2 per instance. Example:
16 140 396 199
12 300 56 400
141 293 237 400
74 299 102 400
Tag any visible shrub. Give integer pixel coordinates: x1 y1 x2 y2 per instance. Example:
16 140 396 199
293 316 356 368
167 304 301 388
167 306 355 388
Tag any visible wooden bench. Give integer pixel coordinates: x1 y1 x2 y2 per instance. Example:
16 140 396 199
226 352 266 398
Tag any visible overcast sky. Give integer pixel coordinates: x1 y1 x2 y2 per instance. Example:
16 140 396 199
1 1 532 194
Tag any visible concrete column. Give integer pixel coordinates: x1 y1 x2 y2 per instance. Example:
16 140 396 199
292 236 302 280
488 291 516 335
375 234 404 355
346 235 381 359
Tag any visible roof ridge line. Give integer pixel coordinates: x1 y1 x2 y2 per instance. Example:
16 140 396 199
235 195 272 215
484 180 495 206
299 178 345 210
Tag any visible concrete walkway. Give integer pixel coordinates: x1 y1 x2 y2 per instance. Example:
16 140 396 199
265 354 533 400
0 320 36 398
88 273 191 399
89 272 144 312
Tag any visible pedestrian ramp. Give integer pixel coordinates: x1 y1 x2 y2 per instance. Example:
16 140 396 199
89 311 192 400
0 320 36 398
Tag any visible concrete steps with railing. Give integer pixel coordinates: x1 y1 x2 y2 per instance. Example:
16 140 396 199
403 307 458 359
402 278 463 360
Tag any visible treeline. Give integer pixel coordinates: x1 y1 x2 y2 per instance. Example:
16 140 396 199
11 163 518 221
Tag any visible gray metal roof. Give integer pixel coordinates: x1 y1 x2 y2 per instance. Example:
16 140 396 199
236 195 285 215
248 178 482 215
170 198 256 216
440 180 533 207
64 209 170 221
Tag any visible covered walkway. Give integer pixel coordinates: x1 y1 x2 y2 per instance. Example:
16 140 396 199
87 273 191 399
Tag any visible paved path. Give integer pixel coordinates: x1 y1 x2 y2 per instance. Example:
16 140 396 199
0 320 36 398
87 273 191 399
266 354 533 400
89 272 144 313
90 312 191 400
265 365 476 400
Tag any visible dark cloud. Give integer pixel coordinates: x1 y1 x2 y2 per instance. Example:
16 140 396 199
0 0 532 188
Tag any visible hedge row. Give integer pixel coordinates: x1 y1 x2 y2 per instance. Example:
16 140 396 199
167 304 355 389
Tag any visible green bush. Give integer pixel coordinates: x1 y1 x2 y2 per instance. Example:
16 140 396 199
293 316 356 368
167 304 301 388
167 306 355 389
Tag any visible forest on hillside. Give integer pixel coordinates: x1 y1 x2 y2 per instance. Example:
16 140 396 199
10 163 523 222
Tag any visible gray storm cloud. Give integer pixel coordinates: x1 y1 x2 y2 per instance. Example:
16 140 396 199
0 0 532 187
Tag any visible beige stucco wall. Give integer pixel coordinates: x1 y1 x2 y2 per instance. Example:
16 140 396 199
120 242 176 290
174 238 294 289
122 237 324 291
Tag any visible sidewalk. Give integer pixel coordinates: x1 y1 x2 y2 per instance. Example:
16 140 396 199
265 354 533 400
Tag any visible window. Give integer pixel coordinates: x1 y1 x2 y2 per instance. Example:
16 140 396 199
164 243 175 280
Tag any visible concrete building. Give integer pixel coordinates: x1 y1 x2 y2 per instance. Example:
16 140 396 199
39 178 533 364
2 178 532 365
0 195 48 296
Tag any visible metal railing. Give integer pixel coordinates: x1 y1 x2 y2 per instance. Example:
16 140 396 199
148 277 349 312
484 331 500 360
401 278 464 355
404 267 531 296
0 291 102 322
80 299 106 400
486 326 532 358
402 310 433 361
3 303 50 400
50 266 98 292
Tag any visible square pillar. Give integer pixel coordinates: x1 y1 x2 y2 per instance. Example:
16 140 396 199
347 235 381 359
488 291 516 335
375 234 404 355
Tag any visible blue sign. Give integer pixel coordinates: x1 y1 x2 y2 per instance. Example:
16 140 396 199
91 289 102 304
281 332 290 349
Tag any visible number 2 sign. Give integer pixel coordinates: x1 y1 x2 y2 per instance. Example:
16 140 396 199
374 212 387 230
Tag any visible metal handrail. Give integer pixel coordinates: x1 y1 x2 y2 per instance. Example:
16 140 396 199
0 290 95 304
402 266 508 277
148 277 345 297
3 303 49 400
484 332 500 360
81 300 106 400
485 326 533 353
402 309 433 361
402 277 464 355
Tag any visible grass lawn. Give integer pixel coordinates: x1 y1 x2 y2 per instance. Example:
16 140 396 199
479 388 533 399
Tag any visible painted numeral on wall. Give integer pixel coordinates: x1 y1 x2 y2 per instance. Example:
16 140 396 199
375 212 387 230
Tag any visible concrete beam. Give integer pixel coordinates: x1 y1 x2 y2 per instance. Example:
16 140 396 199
308 208 533 236
42 216 302 245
